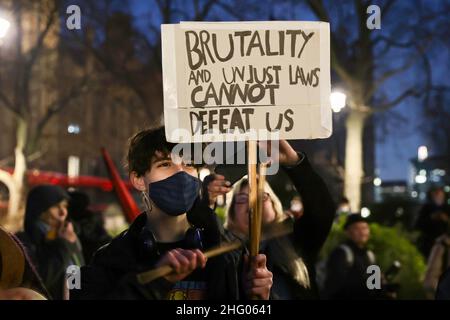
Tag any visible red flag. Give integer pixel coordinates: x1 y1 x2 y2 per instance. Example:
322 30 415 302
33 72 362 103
101 148 141 222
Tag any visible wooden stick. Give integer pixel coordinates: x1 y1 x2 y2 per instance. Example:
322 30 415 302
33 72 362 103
136 223 293 285
247 140 258 258
254 162 267 256
136 240 242 285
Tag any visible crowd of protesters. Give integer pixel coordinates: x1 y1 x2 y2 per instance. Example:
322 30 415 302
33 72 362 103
1 126 449 300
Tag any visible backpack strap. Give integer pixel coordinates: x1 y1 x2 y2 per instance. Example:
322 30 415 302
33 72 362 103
366 250 376 265
338 244 354 267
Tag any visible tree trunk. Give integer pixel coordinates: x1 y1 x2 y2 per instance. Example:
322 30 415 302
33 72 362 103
0 117 28 233
344 110 368 212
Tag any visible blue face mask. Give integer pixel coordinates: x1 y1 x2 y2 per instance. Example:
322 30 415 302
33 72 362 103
148 171 200 216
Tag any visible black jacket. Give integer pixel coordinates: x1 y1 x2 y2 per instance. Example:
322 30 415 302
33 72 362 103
17 231 84 300
415 203 450 258
224 155 335 299
324 240 379 300
70 206 243 300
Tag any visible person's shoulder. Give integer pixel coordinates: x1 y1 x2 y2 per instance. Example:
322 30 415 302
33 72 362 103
329 243 350 259
436 267 450 300
90 228 136 268
435 234 450 246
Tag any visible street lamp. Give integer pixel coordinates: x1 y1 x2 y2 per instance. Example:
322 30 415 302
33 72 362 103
361 207 371 218
0 16 10 39
373 177 382 187
330 91 347 113
418 145 428 162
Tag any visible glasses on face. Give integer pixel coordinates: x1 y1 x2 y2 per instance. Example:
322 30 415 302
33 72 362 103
235 192 271 204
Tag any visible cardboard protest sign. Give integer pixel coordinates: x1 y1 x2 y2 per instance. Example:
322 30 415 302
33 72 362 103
161 21 332 143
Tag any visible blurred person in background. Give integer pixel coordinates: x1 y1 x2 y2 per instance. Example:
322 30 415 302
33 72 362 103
436 267 450 300
415 186 450 258
17 185 84 300
335 197 351 220
424 225 450 299
323 214 380 299
0 226 47 300
205 141 335 299
67 190 111 263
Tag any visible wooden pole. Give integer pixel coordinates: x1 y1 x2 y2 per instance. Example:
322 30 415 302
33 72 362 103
136 222 293 285
254 161 267 255
247 140 258 258
136 240 242 285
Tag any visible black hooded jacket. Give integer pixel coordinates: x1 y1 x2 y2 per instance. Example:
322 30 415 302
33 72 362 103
226 155 335 299
17 185 84 300
70 204 244 300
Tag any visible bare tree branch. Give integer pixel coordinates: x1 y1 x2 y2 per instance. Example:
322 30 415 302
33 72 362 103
305 0 354 85
28 76 90 153
21 1 59 113
194 0 218 21
0 92 19 117
373 87 422 113
365 53 420 100
214 1 246 20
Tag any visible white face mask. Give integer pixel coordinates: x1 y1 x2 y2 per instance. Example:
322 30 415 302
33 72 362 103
291 201 303 212
338 205 350 213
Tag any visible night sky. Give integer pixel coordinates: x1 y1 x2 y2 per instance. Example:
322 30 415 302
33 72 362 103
127 0 448 182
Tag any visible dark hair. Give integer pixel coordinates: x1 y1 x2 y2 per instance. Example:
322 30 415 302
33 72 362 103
426 185 445 202
344 213 368 230
126 127 175 177
340 197 349 204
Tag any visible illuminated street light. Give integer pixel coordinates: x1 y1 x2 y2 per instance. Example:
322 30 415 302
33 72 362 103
415 175 427 184
418 145 428 162
0 16 10 39
361 207 371 218
373 177 382 187
330 91 347 113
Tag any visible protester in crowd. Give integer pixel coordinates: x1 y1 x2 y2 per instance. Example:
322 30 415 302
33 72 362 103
16 185 85 300
323 214 381 299
424 227 450 299
70 127 273 300
0 226 47 300
67 190 112 262
204 140 335 299
415 186 450 258
436 267 450 300
336 197 351 219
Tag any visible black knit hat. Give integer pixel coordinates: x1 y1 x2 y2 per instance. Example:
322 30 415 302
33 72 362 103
344 213 368 229
24 185 69 236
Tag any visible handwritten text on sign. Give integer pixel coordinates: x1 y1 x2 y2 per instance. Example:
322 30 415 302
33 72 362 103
162 22 331 142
